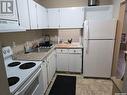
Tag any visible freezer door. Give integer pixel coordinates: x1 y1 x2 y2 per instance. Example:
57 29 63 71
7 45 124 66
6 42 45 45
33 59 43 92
83 40 114 78
83 19 117 39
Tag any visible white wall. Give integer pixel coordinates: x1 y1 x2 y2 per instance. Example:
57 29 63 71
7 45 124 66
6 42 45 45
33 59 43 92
113 0 120 19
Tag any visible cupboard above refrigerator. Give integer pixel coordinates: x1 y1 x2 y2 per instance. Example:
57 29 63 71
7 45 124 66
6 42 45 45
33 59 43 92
84 5 113 20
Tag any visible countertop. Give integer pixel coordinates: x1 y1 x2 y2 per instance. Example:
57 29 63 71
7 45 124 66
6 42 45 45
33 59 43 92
13 43 83 61
13 46 56 61
55 43 83 49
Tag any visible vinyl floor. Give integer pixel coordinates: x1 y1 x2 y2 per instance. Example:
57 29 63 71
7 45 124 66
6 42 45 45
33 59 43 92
45 73 113 95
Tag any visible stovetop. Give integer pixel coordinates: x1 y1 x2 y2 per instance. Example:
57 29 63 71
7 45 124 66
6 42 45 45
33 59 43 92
4 59 42 94
2 46 42 94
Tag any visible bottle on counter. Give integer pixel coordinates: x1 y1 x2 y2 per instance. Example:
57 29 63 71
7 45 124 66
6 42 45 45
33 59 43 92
24 41 30 54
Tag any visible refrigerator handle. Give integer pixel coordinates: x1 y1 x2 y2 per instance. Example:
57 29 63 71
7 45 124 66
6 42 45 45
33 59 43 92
86 39 89 54
85 21 89 54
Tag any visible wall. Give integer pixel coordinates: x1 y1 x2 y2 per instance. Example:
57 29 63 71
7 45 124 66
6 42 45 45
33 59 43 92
113 0 120 19
0 28 82 53
123 10 127 33
112 1 126 76
41 29 58 43
37 0 112 8
58 29 81 43
0 30 44 47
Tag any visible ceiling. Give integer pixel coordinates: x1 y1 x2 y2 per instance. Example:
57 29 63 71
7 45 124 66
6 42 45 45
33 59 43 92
35 0 113 8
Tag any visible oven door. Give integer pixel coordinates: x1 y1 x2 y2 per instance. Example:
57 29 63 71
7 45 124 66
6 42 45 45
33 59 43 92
14 67 42 95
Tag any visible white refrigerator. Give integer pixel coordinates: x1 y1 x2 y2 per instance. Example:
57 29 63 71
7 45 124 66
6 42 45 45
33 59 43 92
83 19 117 78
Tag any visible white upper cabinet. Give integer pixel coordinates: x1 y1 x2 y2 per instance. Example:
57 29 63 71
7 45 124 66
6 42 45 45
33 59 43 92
85 5 113 20
28 0 38 29
28 0 48 29
0 0 26 32
18 0 30 29
36 4 48 29
47 8 60 28
60 7 84 28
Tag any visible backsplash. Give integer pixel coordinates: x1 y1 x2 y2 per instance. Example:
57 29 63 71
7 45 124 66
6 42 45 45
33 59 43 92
58 29 82 43
0 29 82 53
0 30 44 47
41 29 58 44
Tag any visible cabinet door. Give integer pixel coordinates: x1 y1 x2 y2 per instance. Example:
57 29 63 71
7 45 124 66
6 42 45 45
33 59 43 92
48 8 60 28
28 0 38 29
0 0 27 32
83 40 114 78
50 51 56 76
56 53 68 71
47 57 52 84
60 7 84 28
68 54 82 73
37 4 48 29
85 5 113 20
41 62 48 94
48 51 56 80
47 51 56 84
18 0 30 29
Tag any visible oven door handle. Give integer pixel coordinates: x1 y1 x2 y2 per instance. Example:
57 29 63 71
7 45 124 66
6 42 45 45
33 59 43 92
14 68 41 95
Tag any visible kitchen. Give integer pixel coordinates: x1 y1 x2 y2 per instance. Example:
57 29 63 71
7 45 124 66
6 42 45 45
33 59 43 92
0 0 127 95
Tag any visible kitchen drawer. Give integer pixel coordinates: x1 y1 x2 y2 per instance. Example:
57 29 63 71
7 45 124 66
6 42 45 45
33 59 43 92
56 49 68 54
68 49 82 54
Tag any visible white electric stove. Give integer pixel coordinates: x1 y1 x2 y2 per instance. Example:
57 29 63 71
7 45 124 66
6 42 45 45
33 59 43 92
2 46 43 95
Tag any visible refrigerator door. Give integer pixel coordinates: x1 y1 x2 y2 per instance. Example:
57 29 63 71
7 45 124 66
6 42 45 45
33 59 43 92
83 19 117 40
83 40 114 78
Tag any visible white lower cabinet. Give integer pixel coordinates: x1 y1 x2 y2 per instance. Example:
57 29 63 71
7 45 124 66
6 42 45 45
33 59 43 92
47 51 56 84
41 61 48 94
56 49 82 73
56 53 69 71
41 50 56 94
68 54 82 72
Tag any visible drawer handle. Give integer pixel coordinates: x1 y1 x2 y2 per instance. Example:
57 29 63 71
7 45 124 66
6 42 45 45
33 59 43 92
61 50 63 52
74 50 76 52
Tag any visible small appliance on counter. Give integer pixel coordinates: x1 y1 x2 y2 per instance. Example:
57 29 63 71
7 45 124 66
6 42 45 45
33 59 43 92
39 35 53 48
